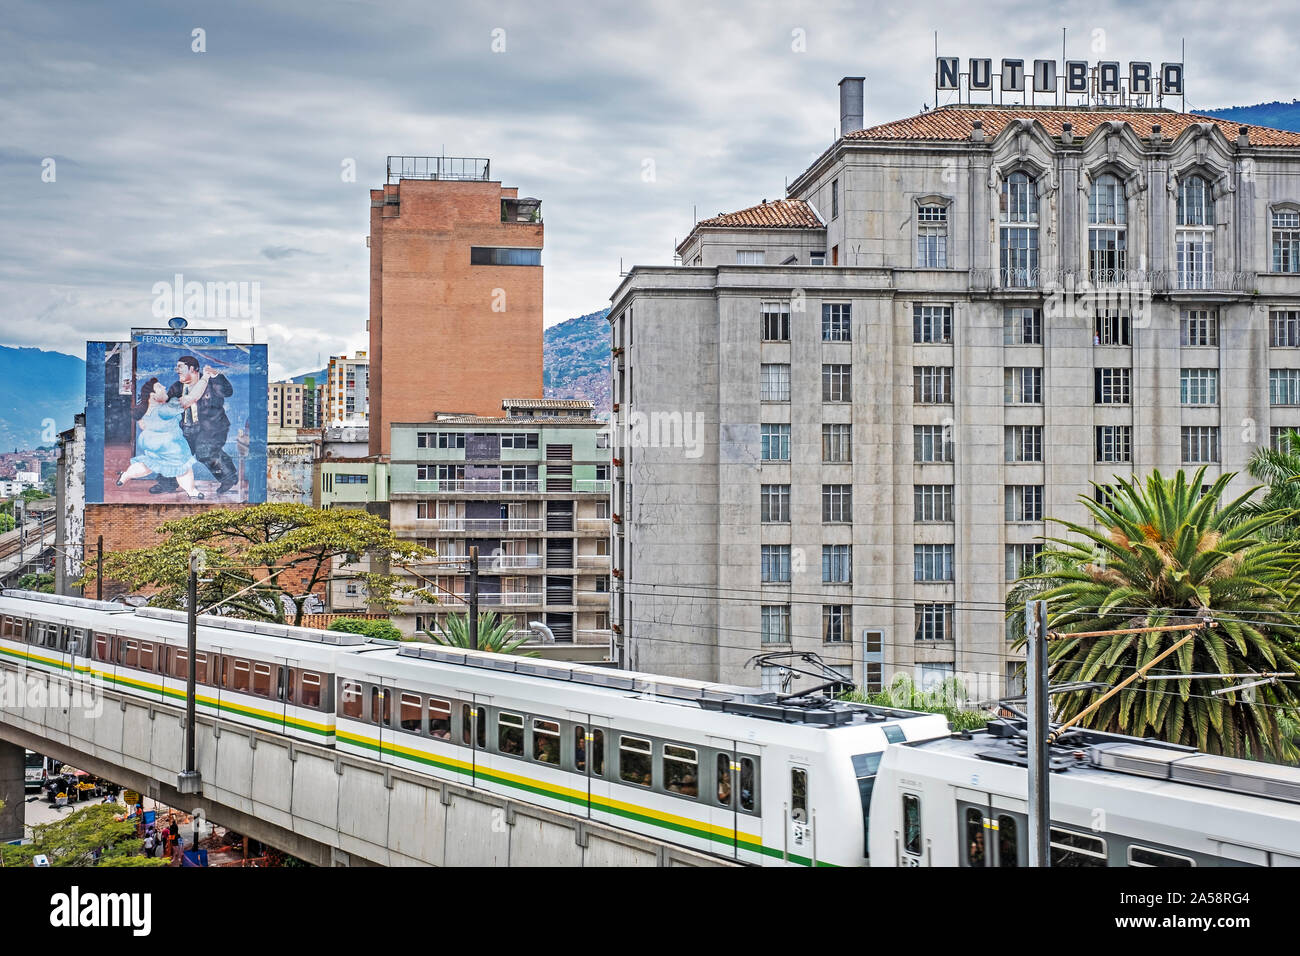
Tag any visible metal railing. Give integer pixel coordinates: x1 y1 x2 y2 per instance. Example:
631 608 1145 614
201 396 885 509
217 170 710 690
417 478 541 493
576 518 611 532
973 267 1254 293
420 517 544 533
573 479 612 494
387 155 490 184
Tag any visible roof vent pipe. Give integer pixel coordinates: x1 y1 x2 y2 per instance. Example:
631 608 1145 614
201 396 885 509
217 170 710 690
839 76 865 136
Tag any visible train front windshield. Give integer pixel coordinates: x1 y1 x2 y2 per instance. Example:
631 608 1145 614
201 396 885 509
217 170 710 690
851 753 882 859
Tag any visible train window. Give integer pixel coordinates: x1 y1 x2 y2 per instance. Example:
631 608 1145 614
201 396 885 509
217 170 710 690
1050 828 1106 867
300 673 322 709
462 705 472 746
399 693 422 732
277 667 287 701
251 663 272 697
998 815 1019 867
791 767 808 822
739 757 756 813
340 681 363 719
70 629 89 656
717 755 732 806
1 616 11 637
903 794 922 855
141 642 158 672
965 809 985 866
533 719 560 764
882 725 905 744
95 634 111 661
664 745 699 798
498 713 524 755
122 640 139 668
592 730 605 776
372 687 391 725
574 726 587 772
195 653 209 685
428 699 451 740
851 753 881 858
476 709 487 749
1128 846 1194 867
619 736 651 787
232 660 253 693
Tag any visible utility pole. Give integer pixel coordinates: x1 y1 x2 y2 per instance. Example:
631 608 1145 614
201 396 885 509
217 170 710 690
177 549 202 796
15 499 23 573
468 545 479 651
1025 599 1050 867
96 535 103 600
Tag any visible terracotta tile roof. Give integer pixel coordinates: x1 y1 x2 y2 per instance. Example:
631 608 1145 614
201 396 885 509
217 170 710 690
501 398 594 410
693 198 825 230
846 106 1300 147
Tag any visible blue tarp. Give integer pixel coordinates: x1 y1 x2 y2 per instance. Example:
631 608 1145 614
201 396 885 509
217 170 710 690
181 849 208 867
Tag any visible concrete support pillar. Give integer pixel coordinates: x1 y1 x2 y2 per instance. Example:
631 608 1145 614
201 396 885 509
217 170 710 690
0 740 25 844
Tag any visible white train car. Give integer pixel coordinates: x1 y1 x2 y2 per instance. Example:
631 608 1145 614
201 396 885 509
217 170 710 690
336 643 950 866
868 720 1300 867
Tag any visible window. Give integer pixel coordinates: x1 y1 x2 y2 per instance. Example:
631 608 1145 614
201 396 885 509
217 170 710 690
761 484 790 523
914 425 953 462
1095 311 1131 346
1128 846 1194 867
1094 367 1131 404
761 605 791 643
831 178 839 219
914 484 953 522
532 718 560 764
593 729 605 776
791 767 809 823
1272 427 1300 452
903 794 922 855
997 815 1019 868
915 603 954 641
619 735 652 786
1006 544 1043 580
914 544 954 582
1176 176 1215 289
340 680 363 720
663 744 699 798
822 545 852 583
1274 210 1300 273
739 757 756 813
914 366 953 404
1094 484 1119 509
966 808 987 867
1005 425 1042 463
820 605 849 644
822 484 852 522
1271 369 1300 406
1095 425 1132 463
1088 173 1127 281
428 699 451 740
822 303 851 341
1004 367 1042 404
471 247 541 266
1181 309 1219 346
999 171 1039 287
498 712 524 755
762 302 790 341
716 754 732 806
1271 310 1300 347
397 693 422 733
574 726 587 772
501 432 540 449
822 423 852 462
761 545 791 583
1003 307 1041 345
1005 485 1043 522
736 250 765 265
1050 828 1107 867
913 304 952 344
822 364 851 402
1181 426 1219 463
810 251 825 266
299 672 322 709
917 206 948 268
1180 368 1218 405
761 424 790 461
761 363 791 402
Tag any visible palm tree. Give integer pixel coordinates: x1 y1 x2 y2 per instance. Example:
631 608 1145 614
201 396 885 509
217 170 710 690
423 611 535 655
1246 428 1300 536
1008 467 1300 761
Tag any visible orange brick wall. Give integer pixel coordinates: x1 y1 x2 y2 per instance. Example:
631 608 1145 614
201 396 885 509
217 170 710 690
84 503 325 603
368 178 544 455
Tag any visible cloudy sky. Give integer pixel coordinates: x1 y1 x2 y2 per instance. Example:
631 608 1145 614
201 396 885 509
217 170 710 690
3 0 1298 379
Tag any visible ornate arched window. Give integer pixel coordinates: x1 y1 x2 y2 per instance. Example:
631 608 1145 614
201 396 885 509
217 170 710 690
1176 176 1214 289
1088 173 1127 282
999 172 1038 287
1272 205 1300 274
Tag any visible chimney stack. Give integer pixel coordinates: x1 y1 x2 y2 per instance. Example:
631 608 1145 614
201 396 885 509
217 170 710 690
971 119 984 143
1061 122 1074 145
1238 125 1250 147
1151 123 1162 144
839 76 865 136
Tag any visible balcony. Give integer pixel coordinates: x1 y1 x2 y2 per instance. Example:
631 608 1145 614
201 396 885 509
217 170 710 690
417 479 541 493
501 197 542 223
576 517 611 533
576 554 611 568
578 590 611 606
420 517 544 533
972 267 1254 294
573 479 612 494
435 590 544 608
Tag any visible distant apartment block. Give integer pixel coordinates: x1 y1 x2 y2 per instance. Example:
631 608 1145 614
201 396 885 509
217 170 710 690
368 156 544 455
268 381 306 428
325 352 369 427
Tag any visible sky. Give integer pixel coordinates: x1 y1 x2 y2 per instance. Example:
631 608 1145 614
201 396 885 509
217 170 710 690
3 0 1299 380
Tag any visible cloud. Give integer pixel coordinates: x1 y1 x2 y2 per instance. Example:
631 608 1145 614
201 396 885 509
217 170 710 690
261 245 312 260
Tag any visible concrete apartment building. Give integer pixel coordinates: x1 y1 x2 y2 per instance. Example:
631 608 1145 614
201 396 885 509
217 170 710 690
368 156 544 456
609 76 1300 695
324 351 369 427
319 399 612 659
269 381 306 427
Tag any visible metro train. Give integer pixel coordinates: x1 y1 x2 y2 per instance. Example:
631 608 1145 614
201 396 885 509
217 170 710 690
0 589 950 867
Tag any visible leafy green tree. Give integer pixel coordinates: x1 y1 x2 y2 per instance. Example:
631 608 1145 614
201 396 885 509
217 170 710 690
424 611 535 655
19 489 49 502
842 673 989 732
2 803 166 867
17 571 54 593
1008 468 1300 761
328 616 404 642
0 511 12 534
79 503 435 627
1246 428 1300 536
